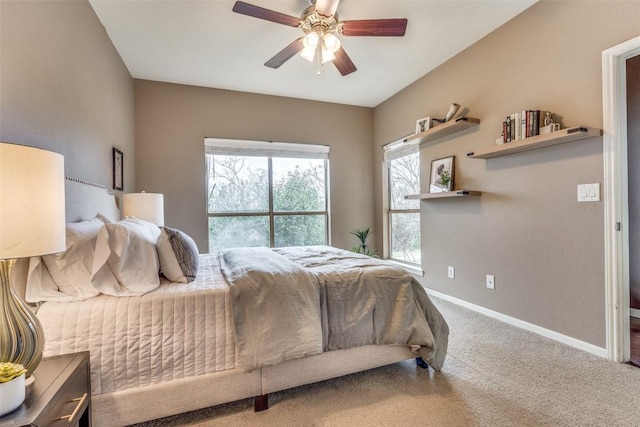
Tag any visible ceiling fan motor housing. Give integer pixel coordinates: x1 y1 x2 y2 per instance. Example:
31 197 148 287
299 6 341 36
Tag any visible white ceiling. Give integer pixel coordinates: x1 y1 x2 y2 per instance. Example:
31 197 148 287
89 0 536 108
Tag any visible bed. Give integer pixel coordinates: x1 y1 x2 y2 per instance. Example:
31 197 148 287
12 178 448 427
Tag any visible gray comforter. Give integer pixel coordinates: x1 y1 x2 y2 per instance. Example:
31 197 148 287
219 246 448 373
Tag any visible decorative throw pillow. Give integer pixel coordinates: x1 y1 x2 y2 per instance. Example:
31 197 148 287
157 226 199 283
41 218 103 300
92 218 161 296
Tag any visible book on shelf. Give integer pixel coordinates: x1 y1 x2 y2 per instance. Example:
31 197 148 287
501 110 550 144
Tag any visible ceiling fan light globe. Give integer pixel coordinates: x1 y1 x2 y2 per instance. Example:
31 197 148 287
322 33 341 53
300 46 316 62
303 32 319 49
321 48 335 63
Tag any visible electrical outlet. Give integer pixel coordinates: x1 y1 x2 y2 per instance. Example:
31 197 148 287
486 274 495 290
448 266 455 279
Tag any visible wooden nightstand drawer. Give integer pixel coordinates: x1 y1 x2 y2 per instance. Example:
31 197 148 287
41 365 89 427
0 353 91 427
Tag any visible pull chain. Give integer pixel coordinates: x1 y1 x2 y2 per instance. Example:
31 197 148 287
316 40 322 75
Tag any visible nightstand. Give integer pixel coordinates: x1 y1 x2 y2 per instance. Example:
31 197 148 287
0 352 91 427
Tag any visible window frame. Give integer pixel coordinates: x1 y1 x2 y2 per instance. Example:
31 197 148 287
383 138 422 269
205 138 330 252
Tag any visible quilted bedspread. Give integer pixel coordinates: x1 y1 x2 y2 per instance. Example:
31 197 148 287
36 254 235 395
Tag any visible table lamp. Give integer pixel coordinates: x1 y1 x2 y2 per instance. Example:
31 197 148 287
123 192 164 226
0 142 66 378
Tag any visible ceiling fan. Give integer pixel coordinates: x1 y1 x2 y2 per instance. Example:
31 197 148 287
232 0 408 76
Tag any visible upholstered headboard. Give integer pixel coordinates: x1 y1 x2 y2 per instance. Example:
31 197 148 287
12 177 119 301
65 177 119 223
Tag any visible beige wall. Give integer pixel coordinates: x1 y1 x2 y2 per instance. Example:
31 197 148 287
134 80 374 252
0 0 134 193
373 1 640 348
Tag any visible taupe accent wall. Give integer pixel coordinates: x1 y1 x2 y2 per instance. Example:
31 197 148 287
373 1 640 348
0 0 134 192
628 54 640 310
133 80 374 252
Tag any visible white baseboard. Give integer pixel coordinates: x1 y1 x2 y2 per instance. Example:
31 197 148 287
426 289 608 359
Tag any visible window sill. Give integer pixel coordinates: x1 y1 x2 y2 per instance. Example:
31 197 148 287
388 260 424 277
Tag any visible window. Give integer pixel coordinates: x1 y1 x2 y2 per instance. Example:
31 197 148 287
384 140 421 266
205 138 329 252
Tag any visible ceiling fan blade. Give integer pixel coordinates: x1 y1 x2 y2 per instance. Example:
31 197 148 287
315 0 340 17
340 19 408 37
264 38 305 69
232 1 300 27
333 47 357 76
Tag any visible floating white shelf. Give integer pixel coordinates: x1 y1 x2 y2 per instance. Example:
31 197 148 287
404 190 481 200
404 117 480 146
466 126 602 159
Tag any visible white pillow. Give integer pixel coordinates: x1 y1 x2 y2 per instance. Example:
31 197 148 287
25 215 112 303
92 218 161 296
41 218 103 300
25 257 77 303
157 227 199 283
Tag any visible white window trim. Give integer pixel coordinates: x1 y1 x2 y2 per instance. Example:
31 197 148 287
205 138 330 251
382 136 422 268
388 259 424 276
205 138 329 159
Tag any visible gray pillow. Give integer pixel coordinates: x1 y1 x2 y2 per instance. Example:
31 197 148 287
157 226 199 283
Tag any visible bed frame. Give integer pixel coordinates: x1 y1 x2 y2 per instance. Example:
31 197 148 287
12 178 422 427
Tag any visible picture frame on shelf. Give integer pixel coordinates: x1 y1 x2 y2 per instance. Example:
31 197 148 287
429 156 454 193
416 117 432 134
113 147 123 191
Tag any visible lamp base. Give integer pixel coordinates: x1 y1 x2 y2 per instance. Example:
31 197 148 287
25 375 35 387
0 259 45 377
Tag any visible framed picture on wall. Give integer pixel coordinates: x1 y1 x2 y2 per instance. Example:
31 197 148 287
429 156 454 193
113 147 123 191
416 117 432 134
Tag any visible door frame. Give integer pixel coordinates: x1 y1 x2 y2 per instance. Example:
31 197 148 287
603 35 640 362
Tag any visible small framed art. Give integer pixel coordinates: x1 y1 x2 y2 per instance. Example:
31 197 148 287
113 147 123 191
416 117 431 134
429 156 454 193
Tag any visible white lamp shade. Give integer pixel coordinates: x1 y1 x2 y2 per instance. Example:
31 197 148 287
123 192 164 226
0 143 66 259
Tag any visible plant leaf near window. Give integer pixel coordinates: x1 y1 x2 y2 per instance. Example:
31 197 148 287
350 227 378 257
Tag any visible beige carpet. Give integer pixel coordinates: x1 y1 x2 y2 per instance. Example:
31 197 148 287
132 297 640 426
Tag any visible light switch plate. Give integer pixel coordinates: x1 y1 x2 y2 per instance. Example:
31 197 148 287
577 183 600 202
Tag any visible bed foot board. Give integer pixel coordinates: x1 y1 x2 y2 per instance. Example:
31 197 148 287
416 357 429 369
254 394 269 411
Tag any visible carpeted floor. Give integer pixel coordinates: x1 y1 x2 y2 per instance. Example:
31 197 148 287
132 296 640 426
